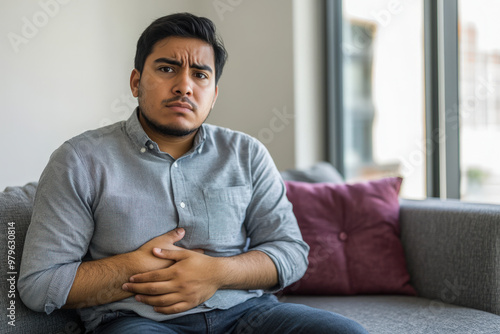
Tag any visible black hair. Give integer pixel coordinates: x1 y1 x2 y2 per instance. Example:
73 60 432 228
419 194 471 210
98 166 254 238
134 13 227 85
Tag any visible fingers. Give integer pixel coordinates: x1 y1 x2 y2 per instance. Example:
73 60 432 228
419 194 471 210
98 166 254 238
128 267 174 283
152 248 175 259
122 282 193 314
128 249 191 283
139 228 186 255
153 247 205 260
134 289 197 315
156 227 185 246
122 280 173 295
152 248 203 260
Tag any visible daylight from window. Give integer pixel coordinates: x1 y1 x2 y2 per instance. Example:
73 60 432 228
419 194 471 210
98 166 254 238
342 0 500 204
342 0 425 199
459 0 500 204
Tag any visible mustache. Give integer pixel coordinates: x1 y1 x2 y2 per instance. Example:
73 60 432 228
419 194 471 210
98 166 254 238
163 96 197 111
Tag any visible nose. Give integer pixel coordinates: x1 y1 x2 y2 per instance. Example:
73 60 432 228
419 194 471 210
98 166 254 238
172 69 193 96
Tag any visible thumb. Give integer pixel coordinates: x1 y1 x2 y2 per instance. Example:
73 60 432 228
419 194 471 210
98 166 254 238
156 227 185 246
152 248 189 261
152 248 205 259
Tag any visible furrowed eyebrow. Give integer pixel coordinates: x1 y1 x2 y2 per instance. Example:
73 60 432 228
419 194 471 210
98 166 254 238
153 58 213 74
154 57 182 67
154 58 213 73
191 63 213 74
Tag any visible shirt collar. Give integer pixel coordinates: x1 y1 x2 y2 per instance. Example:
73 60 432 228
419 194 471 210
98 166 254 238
125 107 207 155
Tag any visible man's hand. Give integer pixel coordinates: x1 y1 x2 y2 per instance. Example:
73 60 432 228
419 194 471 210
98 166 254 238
64 228 187 309
122 245 279 315
122 248 221 314
131 227 188 272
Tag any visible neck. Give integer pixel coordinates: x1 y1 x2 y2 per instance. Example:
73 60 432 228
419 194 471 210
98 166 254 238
138 113 198 159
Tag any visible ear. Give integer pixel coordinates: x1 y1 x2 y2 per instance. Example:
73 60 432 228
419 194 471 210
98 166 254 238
211 85 219 109
130 69 141 97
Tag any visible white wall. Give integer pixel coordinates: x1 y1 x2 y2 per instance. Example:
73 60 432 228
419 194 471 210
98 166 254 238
0 0 197 189
0 0 325 189
293 0 326 169
198 0 297 170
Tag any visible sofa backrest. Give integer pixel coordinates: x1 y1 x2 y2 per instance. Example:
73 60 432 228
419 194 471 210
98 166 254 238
0 183 84 334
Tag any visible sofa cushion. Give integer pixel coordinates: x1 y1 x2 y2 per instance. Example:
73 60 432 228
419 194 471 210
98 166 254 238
280 295 500 334
280 162 344 184
0 183 84 334
283 177 416 296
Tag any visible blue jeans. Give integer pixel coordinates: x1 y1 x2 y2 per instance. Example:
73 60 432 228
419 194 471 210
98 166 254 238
93 294 368 334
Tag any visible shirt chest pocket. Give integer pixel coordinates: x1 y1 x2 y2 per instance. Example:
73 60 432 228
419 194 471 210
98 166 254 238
203 186 251 243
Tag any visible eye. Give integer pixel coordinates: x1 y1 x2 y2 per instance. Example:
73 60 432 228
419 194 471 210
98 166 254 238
195 72 208 79
158 66 174 73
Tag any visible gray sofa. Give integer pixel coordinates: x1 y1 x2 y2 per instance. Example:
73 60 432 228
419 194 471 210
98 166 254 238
2 182 500 333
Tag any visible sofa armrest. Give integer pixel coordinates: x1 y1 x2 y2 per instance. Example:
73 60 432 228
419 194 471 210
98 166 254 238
1 183 84 333
399 198 500 316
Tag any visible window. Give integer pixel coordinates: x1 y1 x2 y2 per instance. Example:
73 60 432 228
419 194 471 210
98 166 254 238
459 0 500 203
327 0 500 204
341 0 425 199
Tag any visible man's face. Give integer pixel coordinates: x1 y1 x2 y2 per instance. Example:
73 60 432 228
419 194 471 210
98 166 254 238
130 37 218 137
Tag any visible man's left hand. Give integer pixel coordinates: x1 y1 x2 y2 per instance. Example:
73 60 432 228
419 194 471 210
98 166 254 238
122 248 221 314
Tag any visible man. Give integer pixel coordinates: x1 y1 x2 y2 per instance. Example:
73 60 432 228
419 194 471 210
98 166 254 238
19 13 368 333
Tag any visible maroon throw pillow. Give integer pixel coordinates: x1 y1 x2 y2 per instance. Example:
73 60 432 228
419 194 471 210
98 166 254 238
283 177 416 296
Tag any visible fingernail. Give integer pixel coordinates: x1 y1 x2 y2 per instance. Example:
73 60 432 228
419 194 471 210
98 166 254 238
135 295 142 302
122 283 128 291
153 247 162 254
129 276 135 283
176 228 185 235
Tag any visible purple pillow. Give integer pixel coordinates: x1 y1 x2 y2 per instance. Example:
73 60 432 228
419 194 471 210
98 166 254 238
283 177 416 296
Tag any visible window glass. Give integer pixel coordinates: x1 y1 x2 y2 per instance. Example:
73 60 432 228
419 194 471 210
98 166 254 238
459 0 500 203
342 0 425 199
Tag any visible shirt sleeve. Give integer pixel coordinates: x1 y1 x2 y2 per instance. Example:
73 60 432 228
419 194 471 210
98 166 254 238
244 139 310 291
18 141 94 313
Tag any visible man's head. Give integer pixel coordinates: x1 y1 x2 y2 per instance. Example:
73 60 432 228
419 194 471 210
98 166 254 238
130 13 227 140
134 13 227 85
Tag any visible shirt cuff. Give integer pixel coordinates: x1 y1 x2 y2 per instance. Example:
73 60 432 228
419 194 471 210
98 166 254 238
44 262 80 314
250 241 309 292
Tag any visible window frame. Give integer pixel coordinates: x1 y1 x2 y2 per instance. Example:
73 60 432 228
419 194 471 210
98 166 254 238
325 0 461 199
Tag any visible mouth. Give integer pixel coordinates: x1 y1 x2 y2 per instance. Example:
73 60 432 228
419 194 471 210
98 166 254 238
166 102 193 113
162 95 198 114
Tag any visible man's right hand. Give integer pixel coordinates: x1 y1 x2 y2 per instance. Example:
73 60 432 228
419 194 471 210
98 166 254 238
131 227 187 272
63 227 187 309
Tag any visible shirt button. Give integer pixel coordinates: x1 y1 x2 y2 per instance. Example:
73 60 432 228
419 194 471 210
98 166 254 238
339 232 348 241
180 202 186 208
140 147 146 153
173 162 178 168
149 144 154 150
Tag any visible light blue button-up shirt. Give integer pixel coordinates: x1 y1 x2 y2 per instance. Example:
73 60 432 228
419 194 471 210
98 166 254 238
19 109 309 332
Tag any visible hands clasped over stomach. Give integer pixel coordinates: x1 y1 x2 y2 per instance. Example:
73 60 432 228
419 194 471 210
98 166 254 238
122 227 221 315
